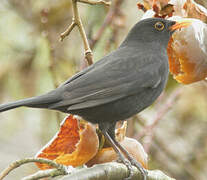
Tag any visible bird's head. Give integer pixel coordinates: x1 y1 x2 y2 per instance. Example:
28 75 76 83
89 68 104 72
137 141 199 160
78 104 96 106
121 18 192 48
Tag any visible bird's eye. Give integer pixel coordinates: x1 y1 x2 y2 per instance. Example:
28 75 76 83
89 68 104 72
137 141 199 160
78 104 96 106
154 22 165 31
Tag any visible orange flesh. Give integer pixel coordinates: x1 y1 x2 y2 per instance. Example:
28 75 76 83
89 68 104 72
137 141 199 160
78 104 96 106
167 37 207 84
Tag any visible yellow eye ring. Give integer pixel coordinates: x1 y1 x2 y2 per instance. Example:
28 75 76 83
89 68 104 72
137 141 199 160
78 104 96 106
154 22 165 31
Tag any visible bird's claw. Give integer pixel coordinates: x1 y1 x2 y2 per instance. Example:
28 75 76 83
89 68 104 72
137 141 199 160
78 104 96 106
122 158 134 180
129 158 148 180
117 156 148 180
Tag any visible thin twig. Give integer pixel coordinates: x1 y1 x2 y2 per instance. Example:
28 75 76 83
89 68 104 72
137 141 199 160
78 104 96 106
22 169 67 180
80 0 124 69
60 0 107 65
73 0 93 65
72 0 93 65
78 0 111 6
60 21 76 42
0 158 66 180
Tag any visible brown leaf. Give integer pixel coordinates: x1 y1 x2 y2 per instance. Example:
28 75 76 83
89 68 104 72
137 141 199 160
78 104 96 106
137 0 173 17
35 115 99 169
115 121 127 142
138 0 207 20
183 0 207 23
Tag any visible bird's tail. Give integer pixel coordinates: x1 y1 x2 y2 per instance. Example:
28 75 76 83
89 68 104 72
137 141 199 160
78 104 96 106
0 92 60 113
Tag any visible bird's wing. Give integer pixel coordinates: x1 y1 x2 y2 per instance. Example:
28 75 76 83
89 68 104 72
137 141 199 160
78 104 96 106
49 47 163 110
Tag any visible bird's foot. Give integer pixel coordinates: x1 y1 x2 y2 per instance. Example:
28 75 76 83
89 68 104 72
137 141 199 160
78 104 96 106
114 140 148 180
117 157 134 180
102 130 147 180
128 157 148 180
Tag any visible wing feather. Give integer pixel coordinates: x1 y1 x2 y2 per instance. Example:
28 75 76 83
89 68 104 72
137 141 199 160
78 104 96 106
49 47 162 110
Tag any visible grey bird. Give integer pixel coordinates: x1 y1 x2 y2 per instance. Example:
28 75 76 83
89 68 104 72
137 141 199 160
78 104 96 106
0 18 191 179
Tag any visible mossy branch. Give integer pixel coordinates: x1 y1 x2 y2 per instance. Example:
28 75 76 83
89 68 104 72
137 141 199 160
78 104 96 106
62 162 175 180
0 158 175 180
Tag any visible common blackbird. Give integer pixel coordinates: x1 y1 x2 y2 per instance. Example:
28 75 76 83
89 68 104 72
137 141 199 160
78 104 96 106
0 18 191 179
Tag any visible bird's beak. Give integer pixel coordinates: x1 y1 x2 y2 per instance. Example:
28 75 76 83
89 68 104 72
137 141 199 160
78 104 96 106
169 19 192 31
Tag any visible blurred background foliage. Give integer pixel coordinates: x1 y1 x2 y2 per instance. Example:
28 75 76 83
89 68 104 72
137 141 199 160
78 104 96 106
0 0 207 180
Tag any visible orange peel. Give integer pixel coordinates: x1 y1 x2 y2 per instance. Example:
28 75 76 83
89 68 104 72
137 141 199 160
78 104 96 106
168 18 207 84
35 115 99 169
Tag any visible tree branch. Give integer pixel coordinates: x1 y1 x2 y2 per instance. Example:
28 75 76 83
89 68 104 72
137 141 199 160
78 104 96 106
61 162 175 180
0 159 174 180
0 158 67 180
22 169 67 180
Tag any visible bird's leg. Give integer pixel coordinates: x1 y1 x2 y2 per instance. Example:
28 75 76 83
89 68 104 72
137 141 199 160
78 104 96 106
105 122 147 180
102 130 134 180
100 122 147 179
112 137 148 180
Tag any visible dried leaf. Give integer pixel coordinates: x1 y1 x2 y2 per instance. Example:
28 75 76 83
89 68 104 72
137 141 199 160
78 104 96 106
115 121 127 142
142 0 171 10
137 0 173 17
35 115 99 169
169 0 187 17
138 0 207 20
183 0 207 22
169 0 207 21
